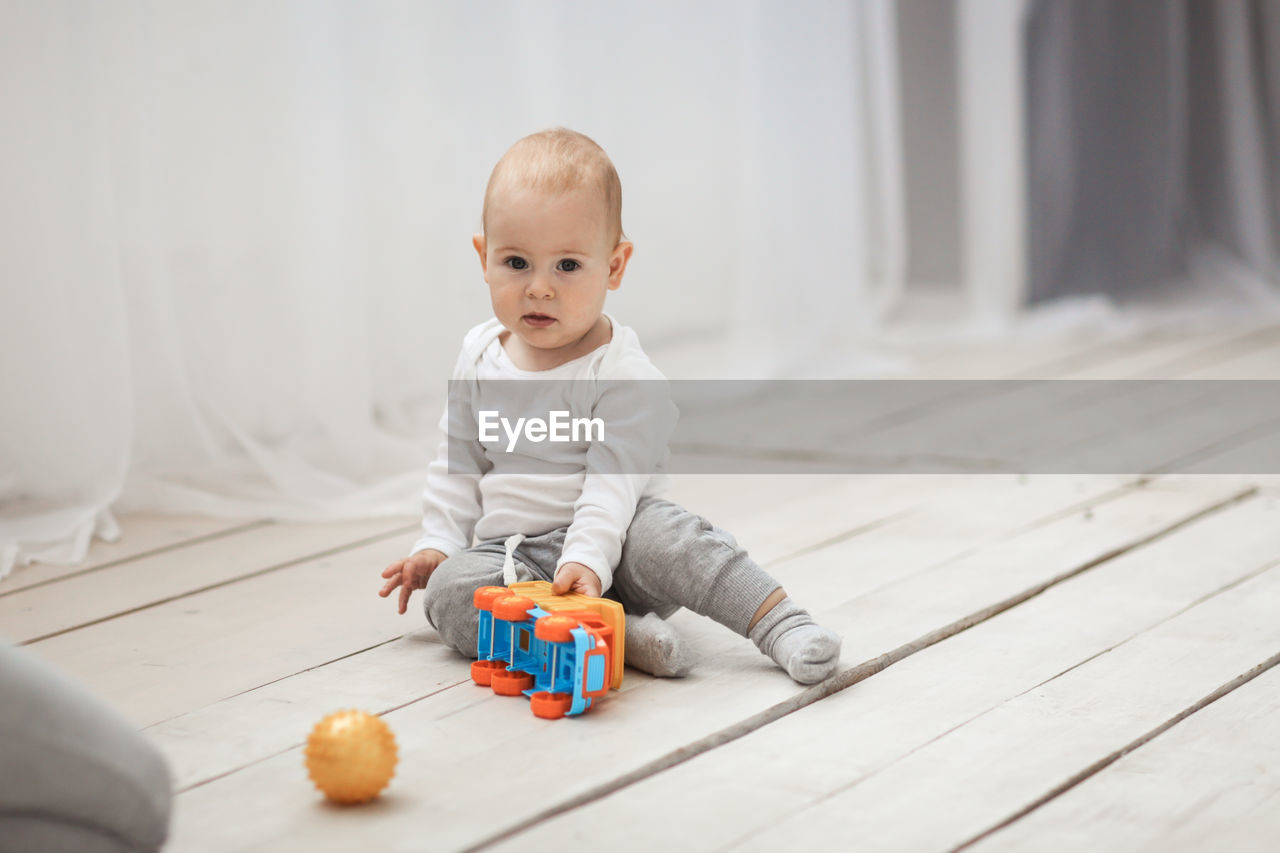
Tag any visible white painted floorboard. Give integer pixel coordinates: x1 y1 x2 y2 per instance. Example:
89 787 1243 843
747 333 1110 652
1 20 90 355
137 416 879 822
0 515 257 596
966 661 1280 853
150 476 1126 799
5 321 1278 852
497 492 1279 852
0 518 417 644
165 480 1249 851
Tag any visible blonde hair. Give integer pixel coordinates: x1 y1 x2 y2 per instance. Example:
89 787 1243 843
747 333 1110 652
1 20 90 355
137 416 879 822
482 127 624 246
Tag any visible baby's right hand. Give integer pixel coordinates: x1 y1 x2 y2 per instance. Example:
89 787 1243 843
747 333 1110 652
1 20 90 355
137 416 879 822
378 549 447 615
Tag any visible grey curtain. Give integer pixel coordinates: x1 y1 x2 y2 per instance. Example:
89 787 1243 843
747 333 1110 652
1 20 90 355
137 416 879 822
1025 0 1280 304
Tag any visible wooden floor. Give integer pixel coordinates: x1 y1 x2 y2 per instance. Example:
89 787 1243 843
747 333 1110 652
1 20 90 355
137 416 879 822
3 315 1280 852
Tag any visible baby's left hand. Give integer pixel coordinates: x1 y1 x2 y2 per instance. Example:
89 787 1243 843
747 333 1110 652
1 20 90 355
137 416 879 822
553 562 603 598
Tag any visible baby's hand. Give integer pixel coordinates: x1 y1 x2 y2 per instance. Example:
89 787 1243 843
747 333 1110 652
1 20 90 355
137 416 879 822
552 562 603 598
379 549 447 615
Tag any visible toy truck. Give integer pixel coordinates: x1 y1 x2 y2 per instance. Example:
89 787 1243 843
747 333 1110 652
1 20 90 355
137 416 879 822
470 581 625 718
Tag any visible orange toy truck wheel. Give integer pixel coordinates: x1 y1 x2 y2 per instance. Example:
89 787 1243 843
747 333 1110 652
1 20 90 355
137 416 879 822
534 615 580 644
492 595 535 622
530 692 573 719
471 659 508 686
491 668 534 696
473 586 510 611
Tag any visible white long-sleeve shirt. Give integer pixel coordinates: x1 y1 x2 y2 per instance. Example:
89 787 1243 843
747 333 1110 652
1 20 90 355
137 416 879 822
409 315 676 593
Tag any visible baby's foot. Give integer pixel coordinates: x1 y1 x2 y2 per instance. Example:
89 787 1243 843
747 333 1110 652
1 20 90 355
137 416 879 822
748 597 841 684
625 612 695 678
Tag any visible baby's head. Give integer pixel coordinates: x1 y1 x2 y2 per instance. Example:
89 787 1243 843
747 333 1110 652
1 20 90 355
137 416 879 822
482 127 624 248
474 128 634 369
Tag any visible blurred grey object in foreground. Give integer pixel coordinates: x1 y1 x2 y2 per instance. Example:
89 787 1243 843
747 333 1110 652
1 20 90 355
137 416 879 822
0 641 172 852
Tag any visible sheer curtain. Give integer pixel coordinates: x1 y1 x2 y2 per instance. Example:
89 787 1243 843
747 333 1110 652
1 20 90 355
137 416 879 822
0 1 904 577
951 0 1280 329
1024 0 1280 307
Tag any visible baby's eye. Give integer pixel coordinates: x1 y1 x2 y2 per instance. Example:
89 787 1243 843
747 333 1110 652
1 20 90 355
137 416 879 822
556 259 581 273
504 256 529 271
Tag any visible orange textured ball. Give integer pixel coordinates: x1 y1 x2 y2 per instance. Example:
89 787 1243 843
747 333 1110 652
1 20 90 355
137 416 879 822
305 709 398 804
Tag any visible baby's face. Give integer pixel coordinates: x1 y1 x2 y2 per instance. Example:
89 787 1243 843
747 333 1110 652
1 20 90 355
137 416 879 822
475 184 631 369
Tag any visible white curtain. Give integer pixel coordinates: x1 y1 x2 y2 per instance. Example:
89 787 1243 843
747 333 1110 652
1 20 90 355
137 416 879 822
1022 0 1280 307
0 1 904 577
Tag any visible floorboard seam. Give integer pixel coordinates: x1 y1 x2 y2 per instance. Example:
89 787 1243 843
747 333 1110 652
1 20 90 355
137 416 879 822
144 635 411 731
19 523 420 646
1006 330 1165 380
173 678 472 794
774 553 1280 838
1150 415 1280 476
670 443 1019 473
460 486 1257 852
950 647 1280 852
763 509 913 566
869 477 1149 594
1021 555 1280 694
0 520 270 598
1135 322 1280 379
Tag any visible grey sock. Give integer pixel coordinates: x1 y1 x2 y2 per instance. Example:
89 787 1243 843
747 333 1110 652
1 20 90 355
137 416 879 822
625 612 695 678
748 597 841 684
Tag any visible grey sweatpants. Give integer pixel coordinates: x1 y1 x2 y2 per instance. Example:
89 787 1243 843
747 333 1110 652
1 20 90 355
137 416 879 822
423 496 781 657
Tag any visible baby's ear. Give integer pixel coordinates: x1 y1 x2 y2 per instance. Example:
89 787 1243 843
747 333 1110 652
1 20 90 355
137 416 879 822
608 241 634 290
472 234 488 273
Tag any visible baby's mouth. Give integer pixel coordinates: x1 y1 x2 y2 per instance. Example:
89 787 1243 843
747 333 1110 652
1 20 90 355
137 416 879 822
522 313 556 327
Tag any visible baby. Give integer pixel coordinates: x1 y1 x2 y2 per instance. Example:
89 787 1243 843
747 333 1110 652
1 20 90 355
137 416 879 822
378 128 841 684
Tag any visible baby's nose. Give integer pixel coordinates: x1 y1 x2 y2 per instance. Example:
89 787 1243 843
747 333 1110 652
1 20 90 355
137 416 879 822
526 275 554 298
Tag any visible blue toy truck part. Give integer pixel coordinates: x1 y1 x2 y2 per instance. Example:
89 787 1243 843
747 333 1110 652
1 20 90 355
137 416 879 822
470 582 624 719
